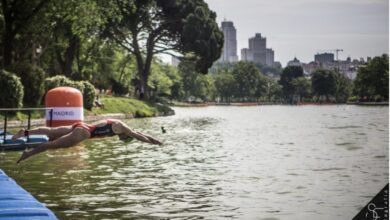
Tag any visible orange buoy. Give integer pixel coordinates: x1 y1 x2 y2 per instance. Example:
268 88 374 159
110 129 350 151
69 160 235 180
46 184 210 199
45 87 84 127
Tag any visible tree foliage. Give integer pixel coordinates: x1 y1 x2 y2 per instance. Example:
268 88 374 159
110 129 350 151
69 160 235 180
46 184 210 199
44 75 96 109
214 71 236 102
335 73 352 103
0 1 382 106
354 54 389 101
267 79 283 102
0 0 49 67
0 70 23 108
99 0 223 99
291 77 311 102
279 66 304 103
231 62 264 100
311 69 352 102
311 69 337 101
7 62 46 107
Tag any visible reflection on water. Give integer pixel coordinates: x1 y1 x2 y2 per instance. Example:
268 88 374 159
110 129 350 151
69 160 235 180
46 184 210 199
0 105 388 219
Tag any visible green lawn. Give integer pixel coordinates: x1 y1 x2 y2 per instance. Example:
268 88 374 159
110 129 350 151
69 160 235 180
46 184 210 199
89 96 173 117
0 96 173 121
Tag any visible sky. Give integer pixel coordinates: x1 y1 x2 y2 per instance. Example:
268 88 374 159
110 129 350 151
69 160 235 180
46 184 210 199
204 0 389 66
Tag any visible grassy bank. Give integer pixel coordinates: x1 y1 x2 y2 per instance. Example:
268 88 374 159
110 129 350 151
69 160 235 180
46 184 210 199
0 96 174 121
88 96 174 117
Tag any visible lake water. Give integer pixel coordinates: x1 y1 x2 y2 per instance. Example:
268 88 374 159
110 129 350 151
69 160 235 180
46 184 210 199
0 105 388 219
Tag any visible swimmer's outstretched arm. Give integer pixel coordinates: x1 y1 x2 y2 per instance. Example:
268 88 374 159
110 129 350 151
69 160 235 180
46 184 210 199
113 121 162 145
126 129 162 145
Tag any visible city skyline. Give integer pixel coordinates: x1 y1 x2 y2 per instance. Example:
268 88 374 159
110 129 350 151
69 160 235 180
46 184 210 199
204 0 389 66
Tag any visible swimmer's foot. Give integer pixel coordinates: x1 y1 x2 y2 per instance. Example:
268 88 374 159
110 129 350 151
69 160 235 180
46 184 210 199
17 150 32 164
12 129 25 142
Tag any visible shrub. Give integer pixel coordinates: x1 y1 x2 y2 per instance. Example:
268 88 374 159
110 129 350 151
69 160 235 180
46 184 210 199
81 81 96 110
8 62 46 107
348 96 358 102
0 70 24 109
110 78 129 95
44 75 73 91
68 81 85 93
44 75 96 110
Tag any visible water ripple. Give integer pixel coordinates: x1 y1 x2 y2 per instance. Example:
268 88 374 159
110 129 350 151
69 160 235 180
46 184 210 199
0 106 387 219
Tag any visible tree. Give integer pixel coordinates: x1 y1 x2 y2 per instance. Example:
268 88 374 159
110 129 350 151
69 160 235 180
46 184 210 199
179 59 198 100
148 61 173 98
335 72 352 102
162 64 183 101
0 70 23 108
231 61 263 101
46 0 103 76
311 69 338 102
214 71 236 102
178 59 215 102
0 0 48 67
254 74 268 102
8 62 45 107
254 63 283 78
194 74 215 101
279 66 304 103
291 77 311 102
354 54 389 101
267 79 283 102
99 0 223 99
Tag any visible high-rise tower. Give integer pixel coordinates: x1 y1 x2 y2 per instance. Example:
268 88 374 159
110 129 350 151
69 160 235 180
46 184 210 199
241 33 275 66
220 21 238 63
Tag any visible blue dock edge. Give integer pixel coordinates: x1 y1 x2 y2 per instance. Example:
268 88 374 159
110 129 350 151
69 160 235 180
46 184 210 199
0 169 58 220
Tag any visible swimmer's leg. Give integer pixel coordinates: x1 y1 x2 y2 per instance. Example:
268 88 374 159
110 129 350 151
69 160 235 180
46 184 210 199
12 126 73 141
17 127 90 163
112 121 162 145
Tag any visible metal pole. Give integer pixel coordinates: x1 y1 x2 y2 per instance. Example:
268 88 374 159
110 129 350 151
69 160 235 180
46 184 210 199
49 109 53 127
3 112 7 144
27 111 31 142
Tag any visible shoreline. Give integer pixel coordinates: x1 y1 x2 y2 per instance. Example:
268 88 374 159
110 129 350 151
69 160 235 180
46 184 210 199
171 101 389 107
0 110 174 129
346 101 389 106
2 101 387 128
0 96 175 129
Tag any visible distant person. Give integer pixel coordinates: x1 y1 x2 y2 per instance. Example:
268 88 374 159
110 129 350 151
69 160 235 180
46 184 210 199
140 86 145 99
95 95 105 109
13 119 162 163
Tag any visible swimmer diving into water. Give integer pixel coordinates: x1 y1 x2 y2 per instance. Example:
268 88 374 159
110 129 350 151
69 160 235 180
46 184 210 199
12 119 162 163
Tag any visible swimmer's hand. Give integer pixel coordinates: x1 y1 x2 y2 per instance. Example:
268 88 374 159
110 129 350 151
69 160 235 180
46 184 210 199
149 137 162 145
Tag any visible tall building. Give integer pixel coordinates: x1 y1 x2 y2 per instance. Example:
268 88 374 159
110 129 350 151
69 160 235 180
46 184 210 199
241 33 275 66
266 49 274 66
250 33 266 64
241 48 252 61
287 57 302 67
315 53 334 63
220 21 238 63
